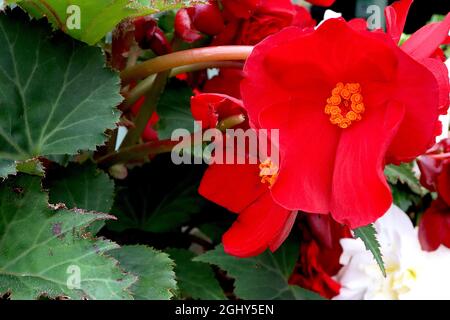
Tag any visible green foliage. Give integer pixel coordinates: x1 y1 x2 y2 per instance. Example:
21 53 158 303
8 0 204 44
47 161 115 234
47 162 115 213
15 159 45 177
195 237 324 300
108 156 205 233
156 80 196 140
167 248 226 300
385 163 422 195
0 175 136 300
353 224 386 277
110 245 177 300
0 11 121 172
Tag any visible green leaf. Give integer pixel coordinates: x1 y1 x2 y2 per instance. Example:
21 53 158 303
47 162 114 214
47 161 115 234
0 159 16 179
385 163 422 195
109 245 177 300
108 156 205 233
156 80 195 140
167 248 226 300
391 184 421 212
16 158 44 177
194 238 323 300
353 224 386 277
0 11 121 163
8 0 204 45
0 175 136 300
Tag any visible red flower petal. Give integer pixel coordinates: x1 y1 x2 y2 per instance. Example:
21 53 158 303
386 51 441 163
191 93 245 129
401 13 450 60
331 102 405 228
203 69 244 99
192 3 225 36
199 163 266 214
420 58 450 115
385 0 413 44
419 199 450 251
174 8 203 43
437 162 450 206
306 0 336 6
259 99 340 213
221 0 260 19
222 192 293 257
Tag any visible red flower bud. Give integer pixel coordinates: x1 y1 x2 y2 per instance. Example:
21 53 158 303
133 16 172 55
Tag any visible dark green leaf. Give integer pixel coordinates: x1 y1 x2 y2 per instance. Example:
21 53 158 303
0 175 136 300
195 238 322 300
108 155 205 233
353 224 386 277
47 161 115 234
47 162 114 214
9 0 203 44
385 163 422 195
167 248 226 300
109 245 177 300
0 11 121 164
156 80 195 140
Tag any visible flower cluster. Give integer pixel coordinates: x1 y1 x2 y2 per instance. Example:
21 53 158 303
114 0 449 299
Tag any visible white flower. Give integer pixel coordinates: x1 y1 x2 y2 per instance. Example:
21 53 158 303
333 205 450 300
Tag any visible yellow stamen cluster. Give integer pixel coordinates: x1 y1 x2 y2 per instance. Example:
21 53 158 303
259 158 279 188
325 82 365 129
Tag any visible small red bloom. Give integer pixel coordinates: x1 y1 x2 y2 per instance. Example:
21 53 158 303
193 94 297 257
176 0 316 45
175 4 225 43
241 18 445 228
418 139 450 251
233 0 298 45
134 16 172 55
289 214 350 299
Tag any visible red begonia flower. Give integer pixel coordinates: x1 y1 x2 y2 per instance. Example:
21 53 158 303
241 18 443 228
234 0 297 45
193 94 296 257
418 139 450 251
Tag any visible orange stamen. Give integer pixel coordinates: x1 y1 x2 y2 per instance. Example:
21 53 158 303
325 82 365 129
259 158 279 188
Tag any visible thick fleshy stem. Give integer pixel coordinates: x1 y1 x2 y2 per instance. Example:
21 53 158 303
123 61 244 110
120 71 170 149
120 46 253 83
96 114 247 166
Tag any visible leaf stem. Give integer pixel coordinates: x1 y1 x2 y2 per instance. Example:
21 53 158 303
120 46 253 83
123 61 244 110
120 71 170 149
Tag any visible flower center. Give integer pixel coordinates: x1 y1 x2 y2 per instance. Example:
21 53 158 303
259 158 278 188
325 82 365 129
